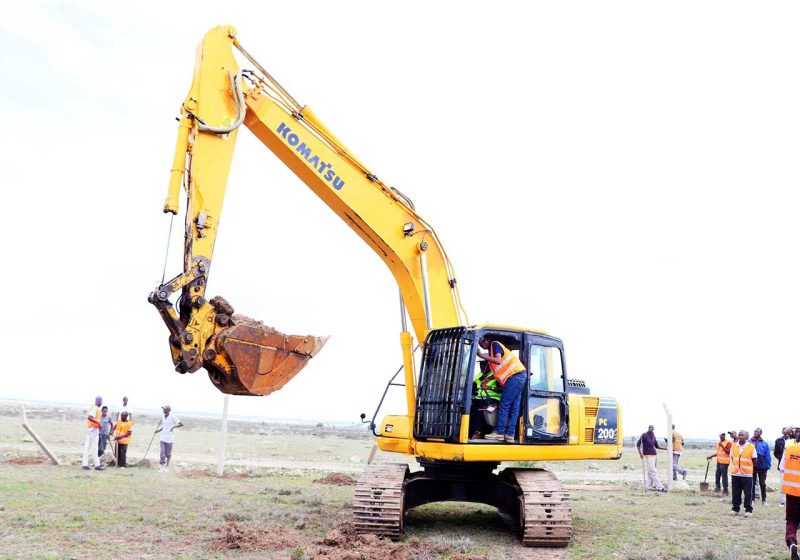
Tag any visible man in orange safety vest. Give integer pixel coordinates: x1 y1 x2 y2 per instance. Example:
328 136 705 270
477 336 527 444
707 432 732 495
730 429 758 516
780 426 800 560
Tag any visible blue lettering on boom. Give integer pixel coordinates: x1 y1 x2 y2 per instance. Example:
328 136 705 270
276 122 346 191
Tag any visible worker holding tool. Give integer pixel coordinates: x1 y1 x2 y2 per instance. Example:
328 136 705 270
97 406 114 459
112 412 133 468
779 427 800 560
477 337 526 443
155 405 183 471
707 432 732 495
82 396 105 471
636 425 666 492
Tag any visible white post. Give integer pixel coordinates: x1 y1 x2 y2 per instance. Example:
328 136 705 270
216 395 229 476
663 403 673 492
20 403 61 466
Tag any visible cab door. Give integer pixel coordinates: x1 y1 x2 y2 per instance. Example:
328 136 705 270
522 335 568 443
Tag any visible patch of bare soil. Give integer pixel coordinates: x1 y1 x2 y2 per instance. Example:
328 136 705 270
221 471 250 480
179 469 212 478
178 469 250 480
210 522 304 551
4 455 48 465
314 473 356 486
309 522 449 560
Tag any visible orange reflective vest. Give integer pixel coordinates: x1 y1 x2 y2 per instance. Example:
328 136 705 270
86 405 101 430
782 443 800 497
114 420 133 445
716 441 731 465
487 342 526 385
730 442 755 476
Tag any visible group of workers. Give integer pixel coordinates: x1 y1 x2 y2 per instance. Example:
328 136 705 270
470 336 527 443
638 424 800 559
82 396 133 470
82 396 183 471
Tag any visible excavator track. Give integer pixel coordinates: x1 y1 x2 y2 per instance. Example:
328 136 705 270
507 468 572 547
353 463 408 539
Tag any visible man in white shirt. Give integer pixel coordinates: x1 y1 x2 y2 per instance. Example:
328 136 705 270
116 396 132 422
155 405 183 472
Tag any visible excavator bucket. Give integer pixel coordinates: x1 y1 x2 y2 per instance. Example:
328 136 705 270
204 311 328 396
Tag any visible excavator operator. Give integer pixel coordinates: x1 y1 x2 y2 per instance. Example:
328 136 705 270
470 361 500 439
477 336 527 443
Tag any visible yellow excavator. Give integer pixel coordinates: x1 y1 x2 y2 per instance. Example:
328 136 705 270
149 25 623 547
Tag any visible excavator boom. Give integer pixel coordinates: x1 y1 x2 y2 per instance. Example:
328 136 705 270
149 26 465 395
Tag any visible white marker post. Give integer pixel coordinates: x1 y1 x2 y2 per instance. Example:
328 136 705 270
20 403 61 465
663 403 673 492
216 395 229 476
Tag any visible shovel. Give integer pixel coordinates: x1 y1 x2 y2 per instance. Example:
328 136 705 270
700 460 711 492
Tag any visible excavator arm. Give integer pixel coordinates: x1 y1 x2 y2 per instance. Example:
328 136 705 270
149 25 467 396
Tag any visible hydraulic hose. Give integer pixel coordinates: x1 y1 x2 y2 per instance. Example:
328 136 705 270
198 71 246 134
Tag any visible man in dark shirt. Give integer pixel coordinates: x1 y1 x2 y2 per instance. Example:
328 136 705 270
749 428 771 505
637 425 666 492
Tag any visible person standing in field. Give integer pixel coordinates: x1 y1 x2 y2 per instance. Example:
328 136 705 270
779 427 800 560
113 412 133 468
707 432 732 495
116 396 132 422
82 396 105 471
749 428 771 505
672 424 687 481
97 406 114 459
637 425 666 492
730 430 757 516
777 427 794 507
155 405 183 471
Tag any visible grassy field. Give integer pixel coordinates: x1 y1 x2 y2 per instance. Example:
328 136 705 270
0 402 792 559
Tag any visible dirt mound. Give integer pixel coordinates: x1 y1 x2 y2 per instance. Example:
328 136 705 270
210 522 303 551
4 455 48 465
314 473 356 486
310 522 449 560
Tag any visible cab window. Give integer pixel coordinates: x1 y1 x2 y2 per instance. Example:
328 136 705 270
527 344 564 393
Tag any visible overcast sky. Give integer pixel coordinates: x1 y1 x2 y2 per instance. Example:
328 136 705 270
1 1 798 439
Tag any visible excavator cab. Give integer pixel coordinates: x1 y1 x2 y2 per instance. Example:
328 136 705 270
413 326 570 446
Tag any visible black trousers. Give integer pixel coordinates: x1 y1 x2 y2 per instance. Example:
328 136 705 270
732 475 753 513
116 443 128 467
468 398 498 437
752 469 768 501
715 463 729 492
